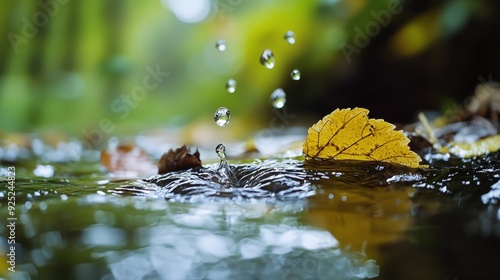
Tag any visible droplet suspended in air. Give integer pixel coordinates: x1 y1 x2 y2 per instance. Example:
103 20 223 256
259 49 275 69
291 69 301 80
284 30 295 44
225 79 237 93
215 39 226 51
270 88 286 109
214 107 231 126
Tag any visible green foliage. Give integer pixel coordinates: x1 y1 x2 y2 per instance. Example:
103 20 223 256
0 0 491 136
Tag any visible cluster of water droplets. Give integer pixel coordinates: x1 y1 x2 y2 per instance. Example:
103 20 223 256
213 38 231 128
213 30 301 130
211 30 301 187
258 30 301 109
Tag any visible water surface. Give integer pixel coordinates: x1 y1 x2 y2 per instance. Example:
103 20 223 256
1 146 499 280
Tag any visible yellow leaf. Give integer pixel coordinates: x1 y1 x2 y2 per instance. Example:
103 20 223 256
303 108 422 168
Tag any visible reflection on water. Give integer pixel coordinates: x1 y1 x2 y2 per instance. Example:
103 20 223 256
1 151 500 279
107 201 378 280
1 196 378 279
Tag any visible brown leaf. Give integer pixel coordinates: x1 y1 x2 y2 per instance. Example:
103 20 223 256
101 144 157 177
158 145 202 174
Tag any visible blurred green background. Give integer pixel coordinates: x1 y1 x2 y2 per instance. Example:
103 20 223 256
1 0 499 141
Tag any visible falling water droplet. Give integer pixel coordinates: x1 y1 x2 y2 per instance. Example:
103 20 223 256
291 69 301 80
225 79 237 93
270 88 286 109
214 107 231 126
259 49 275 69
215 39 226 51
284 30 295 44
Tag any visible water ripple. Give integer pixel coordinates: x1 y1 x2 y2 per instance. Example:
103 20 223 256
129 159 315 201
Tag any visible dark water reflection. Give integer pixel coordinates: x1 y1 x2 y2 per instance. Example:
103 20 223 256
1 151 500 279
0 195 378 280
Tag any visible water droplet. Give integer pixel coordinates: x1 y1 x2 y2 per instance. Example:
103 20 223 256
216 143 226 162
291 69 301 80
270 88 286 108
225 79 237 93
259 49 275 69
214 143 238 187
284 30 295 44
214 107 230 126
215 39 226 51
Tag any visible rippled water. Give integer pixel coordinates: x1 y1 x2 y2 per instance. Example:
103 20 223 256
1 149 500 279
122 159 315 201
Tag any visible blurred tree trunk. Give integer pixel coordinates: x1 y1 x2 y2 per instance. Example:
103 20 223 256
103 0 126 107
0 1 14 76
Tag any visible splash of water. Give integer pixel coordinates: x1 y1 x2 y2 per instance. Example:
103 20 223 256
214 143 238 187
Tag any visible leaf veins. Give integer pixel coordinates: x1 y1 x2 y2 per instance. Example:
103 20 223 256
303 108 422 168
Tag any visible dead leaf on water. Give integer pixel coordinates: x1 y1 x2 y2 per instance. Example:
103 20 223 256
303 108 422 168
158 145 202 174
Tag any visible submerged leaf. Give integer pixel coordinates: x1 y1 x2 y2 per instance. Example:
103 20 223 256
303 108 422 168
101 144 157 177
158 145 202 174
